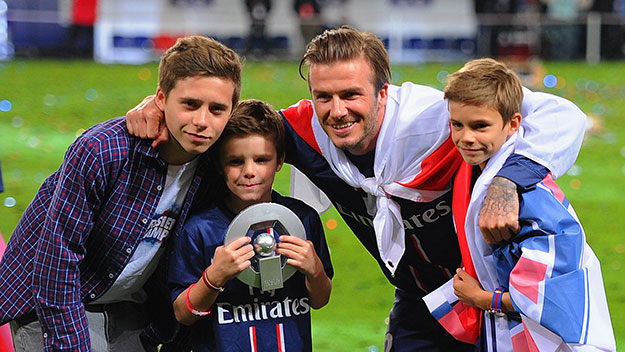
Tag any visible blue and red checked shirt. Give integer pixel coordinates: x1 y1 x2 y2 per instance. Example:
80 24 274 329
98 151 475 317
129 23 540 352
0 117 214 351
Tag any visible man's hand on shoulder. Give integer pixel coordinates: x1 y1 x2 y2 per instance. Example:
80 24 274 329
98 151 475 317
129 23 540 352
478 176 521 244
126 94 169 148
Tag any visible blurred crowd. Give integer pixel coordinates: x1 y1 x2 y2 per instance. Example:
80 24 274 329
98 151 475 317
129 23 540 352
475 0 625 60
6 0 625 61
243 0 324 58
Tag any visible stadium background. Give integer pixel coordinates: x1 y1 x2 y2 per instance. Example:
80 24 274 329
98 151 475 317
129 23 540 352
0 0 624 350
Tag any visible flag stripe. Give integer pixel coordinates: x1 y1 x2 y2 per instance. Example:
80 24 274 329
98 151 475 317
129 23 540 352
399 136 463 191
249 326 257 352
583 267 590 344
280 100 321 154
509 256 547 304
276 323 285 352
430 301 453 320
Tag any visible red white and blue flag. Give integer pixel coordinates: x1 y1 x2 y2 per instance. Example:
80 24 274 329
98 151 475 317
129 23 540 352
425 131 616 351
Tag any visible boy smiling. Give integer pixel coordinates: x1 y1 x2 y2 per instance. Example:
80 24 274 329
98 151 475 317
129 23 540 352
0 35 241 351
155 74 234 164
446 59 523 170
426 58 615 351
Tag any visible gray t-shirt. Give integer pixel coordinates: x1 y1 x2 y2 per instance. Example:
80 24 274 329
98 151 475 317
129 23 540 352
93 158 198 304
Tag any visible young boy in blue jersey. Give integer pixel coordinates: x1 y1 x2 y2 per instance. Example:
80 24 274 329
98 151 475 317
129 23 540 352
168 99 333 352
427 58 615 351
0 36 241 351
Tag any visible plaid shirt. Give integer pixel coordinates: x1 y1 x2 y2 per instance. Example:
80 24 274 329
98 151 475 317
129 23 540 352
0 117 213 351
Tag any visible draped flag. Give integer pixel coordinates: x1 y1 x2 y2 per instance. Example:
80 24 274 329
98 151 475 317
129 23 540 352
422 161 481 344
285 84 463 275
425 131 615 351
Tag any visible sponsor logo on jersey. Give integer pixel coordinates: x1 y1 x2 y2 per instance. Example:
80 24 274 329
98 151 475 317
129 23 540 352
217 297 310 324
403 200 451 230
334 200 451 230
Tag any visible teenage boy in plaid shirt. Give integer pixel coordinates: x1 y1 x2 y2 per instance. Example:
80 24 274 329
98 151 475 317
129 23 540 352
0 35 241 352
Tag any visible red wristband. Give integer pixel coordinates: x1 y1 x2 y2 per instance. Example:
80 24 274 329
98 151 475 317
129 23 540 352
185 283 213 317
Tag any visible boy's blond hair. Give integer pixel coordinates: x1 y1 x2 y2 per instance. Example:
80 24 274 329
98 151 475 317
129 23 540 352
215 99 285 160
299 25 391 92
444 58 523 123
158 35 242 108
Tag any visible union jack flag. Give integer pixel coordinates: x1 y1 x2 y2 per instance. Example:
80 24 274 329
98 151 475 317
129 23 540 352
425 133 615 351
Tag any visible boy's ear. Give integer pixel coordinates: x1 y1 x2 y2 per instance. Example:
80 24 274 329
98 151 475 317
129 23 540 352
508 113 522 136
276 154 285 172
155 88 165 111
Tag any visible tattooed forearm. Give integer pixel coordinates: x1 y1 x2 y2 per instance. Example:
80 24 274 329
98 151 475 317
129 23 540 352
480 177 518 217
479 177 520 243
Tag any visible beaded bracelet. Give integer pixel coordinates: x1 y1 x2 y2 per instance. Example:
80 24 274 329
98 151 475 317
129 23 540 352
487 286 505 314
185 283 213 317
203 269 225 292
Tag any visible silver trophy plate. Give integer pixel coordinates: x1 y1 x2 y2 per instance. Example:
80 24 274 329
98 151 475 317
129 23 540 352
224 202 306 290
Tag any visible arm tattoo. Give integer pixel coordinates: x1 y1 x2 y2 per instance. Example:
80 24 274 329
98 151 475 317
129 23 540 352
480 177 518 217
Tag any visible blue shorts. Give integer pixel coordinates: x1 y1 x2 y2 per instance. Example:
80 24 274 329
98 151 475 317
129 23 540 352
384 289 478 352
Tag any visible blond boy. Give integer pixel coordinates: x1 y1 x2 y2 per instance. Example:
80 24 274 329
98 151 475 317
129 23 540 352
436 58 615 351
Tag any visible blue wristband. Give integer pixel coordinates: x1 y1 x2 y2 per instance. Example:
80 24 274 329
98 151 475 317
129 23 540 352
487 287 505 314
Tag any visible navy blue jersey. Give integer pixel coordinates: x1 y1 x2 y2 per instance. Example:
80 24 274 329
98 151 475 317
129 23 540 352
169 192 333 352
282 120 457 295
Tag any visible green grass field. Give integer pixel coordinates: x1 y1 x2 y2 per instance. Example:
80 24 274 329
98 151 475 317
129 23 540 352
0 59 623 350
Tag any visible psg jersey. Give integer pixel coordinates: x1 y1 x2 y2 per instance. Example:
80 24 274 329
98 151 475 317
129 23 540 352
282 118 460 295
169 192 333 351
